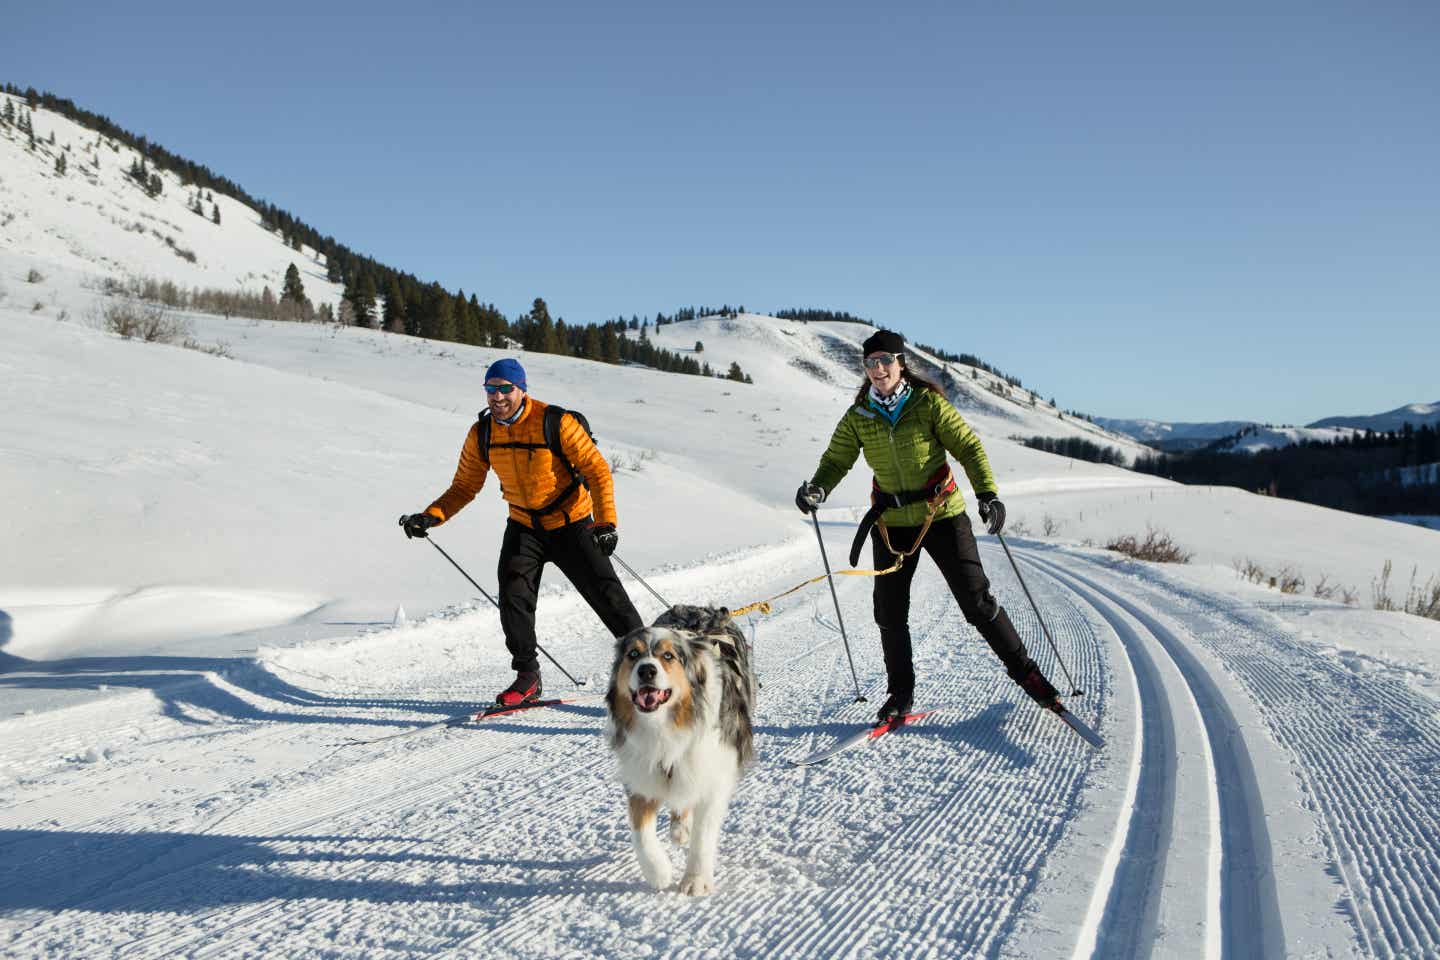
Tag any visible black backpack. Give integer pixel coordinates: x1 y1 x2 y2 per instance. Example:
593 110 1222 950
477 404 595 525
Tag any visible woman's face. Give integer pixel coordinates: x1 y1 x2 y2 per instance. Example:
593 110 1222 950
864 351 903 395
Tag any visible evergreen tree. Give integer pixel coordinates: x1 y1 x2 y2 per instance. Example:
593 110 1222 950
727 361 746 382
428 288 457 341
382 278 407 333
281 263 307 304
211 202 221 224
601 324 621 363
54 152 66 176
2 99 14 125
523 297 559 353
351 273 378 328
694 340 704 352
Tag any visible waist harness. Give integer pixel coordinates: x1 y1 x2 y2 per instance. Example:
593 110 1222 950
848 463 957 566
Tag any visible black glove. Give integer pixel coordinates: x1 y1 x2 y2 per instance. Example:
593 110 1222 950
976 493 1006 535
399 512 440 539
794 481 825 515
590 522 619 557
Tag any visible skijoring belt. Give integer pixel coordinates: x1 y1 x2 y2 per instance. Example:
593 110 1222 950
848 464 957 566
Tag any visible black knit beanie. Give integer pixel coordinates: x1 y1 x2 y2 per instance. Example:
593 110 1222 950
861 329 905 357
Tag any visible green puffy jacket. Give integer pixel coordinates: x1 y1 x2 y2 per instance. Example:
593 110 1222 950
809 387 998 527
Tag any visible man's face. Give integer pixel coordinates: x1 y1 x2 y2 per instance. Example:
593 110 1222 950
486 378 525 419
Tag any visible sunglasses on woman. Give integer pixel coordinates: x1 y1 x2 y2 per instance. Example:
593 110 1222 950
484 383 519 395
863 353 901 369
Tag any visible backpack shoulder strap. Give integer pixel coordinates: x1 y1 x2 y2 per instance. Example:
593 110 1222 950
542 405 566 460
476 410 493 463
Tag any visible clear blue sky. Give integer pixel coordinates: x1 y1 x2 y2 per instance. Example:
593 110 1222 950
5 1 1437 423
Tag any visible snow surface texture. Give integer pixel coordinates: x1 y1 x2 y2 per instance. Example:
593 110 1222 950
5 97 1440 958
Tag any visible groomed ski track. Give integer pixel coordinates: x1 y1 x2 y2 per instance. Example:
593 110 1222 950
3 529 1437 958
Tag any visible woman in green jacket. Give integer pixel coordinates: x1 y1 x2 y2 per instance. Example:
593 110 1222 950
795 329 1060 722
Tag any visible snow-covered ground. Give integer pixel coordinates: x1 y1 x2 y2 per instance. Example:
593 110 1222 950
5 100 1440 956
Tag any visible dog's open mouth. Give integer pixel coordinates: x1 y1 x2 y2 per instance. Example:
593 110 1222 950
632 686 672 713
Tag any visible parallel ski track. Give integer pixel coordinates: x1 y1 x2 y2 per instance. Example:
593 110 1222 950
1094 561 1440 960
1016 555 1183 959
1022 551 1284 959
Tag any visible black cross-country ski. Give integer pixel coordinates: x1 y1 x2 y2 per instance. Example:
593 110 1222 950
789 710 934 767
343 694 604 746
1046 702 1104 748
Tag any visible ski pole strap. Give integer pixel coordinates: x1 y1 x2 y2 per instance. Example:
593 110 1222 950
848 465 956 566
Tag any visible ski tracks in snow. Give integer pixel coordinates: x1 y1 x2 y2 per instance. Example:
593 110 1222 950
4 531 1434 957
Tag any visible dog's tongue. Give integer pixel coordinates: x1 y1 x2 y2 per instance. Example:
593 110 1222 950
635 687 667 711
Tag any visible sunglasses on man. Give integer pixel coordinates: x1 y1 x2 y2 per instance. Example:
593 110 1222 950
484 383 519 395
863 353 901 369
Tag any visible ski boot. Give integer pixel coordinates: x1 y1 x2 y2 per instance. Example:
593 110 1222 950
876 688 913 724
1017 666 1060 710
495 671 542 707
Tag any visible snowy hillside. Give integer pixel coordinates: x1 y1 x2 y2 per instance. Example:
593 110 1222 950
1208 423 1357 454
1101 404 1438 454
5 93 1440 960
0 91 342 312
1310 400 1440 433
639 313 1155 461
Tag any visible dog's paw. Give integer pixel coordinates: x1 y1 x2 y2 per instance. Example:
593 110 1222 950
679 872 715 897
638 855 673 891
669 814 691 846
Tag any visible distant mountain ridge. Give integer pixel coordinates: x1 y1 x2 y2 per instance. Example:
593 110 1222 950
1309 401 1440 434
1099 401 1440 453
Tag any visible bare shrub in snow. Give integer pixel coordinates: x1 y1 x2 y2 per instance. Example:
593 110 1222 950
1407 576 1440 620
1373 560 1396 612
26 268 44 283
96 300 189 343
1374 561 1440 620
1041 514 1061 537
1276 568 1305 594
182 337 233 359
1105 526 1192 564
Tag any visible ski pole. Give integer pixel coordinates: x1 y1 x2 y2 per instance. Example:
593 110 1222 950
612 553 670 609
994 532 1081 697
810 511 866 703
418 531 587 688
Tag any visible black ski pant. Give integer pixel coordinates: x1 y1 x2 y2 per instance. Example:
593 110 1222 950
870 511 1033 695
497 518 643 674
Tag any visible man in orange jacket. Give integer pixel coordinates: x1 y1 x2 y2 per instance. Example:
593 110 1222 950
400 358 642 706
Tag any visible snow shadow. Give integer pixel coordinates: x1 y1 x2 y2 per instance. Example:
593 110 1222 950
759 702 1039 768
0 828 622 914
0 653 486 732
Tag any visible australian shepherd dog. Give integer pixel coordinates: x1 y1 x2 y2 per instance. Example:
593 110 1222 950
605 605 757 895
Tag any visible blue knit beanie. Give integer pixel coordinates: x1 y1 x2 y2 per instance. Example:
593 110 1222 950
484 358 527 391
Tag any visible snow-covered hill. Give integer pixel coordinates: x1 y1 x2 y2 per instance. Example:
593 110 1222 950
1310 400 1440 433
0 91 342 312
4 92 1440 960
639 313 1155 461
1101 403 1439 453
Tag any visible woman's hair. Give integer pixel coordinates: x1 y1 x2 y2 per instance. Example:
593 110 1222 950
853 357 943 404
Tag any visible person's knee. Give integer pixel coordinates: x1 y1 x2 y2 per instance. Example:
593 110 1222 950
957 595 999 627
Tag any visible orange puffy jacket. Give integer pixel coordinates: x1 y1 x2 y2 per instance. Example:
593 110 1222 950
424 397 618 531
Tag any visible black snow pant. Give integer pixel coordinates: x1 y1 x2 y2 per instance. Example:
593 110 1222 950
497 518 644 674
871 511 1034 696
